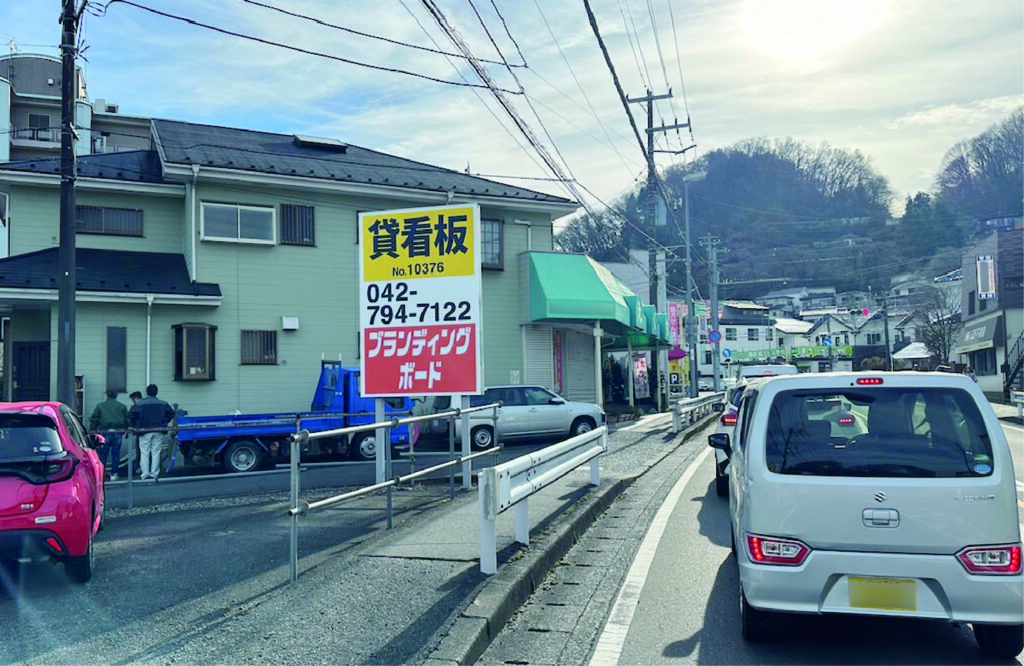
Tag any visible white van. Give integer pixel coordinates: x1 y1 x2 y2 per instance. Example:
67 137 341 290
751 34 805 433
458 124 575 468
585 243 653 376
709 372 1023 658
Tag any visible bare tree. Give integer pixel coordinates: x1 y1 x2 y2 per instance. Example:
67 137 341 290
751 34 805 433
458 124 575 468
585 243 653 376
936 108 1023 218
915 286 963 363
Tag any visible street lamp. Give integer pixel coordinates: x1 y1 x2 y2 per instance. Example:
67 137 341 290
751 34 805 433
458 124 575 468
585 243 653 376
683 170 707 398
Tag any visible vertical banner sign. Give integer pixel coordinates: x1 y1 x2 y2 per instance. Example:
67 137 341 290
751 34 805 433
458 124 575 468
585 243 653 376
358 204 482 396
976 255 996 300
669 302 680 346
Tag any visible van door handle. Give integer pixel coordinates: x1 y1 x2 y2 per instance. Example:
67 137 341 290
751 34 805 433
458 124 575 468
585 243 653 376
862 508 900 528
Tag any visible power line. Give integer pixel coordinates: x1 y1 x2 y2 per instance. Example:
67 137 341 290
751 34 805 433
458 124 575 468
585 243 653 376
582 0 649 164
97 0 522 94
237 0 523 67
487 0 528 67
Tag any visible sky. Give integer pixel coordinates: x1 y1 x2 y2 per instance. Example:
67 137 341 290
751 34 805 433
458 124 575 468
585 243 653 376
1 0 1021 217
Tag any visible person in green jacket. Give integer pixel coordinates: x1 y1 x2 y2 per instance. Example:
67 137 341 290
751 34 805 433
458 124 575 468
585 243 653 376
90 390 130 480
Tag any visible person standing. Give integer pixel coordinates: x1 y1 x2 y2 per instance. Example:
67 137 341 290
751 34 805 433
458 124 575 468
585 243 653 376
128 384 175 480
89 390 129 481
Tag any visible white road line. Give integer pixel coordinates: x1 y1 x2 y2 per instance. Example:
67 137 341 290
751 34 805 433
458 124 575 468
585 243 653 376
589 447 712 666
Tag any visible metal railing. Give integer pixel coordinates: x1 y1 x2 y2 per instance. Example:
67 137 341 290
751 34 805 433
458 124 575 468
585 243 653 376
284 402 501 583
1011 389 1024 422
477 426 608 575
671 392 726 433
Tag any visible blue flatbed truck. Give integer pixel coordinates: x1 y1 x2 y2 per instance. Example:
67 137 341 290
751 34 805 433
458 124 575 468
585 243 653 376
176 362 413 473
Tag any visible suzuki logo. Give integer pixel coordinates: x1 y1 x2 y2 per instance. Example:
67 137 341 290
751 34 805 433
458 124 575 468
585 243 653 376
874 491 886 503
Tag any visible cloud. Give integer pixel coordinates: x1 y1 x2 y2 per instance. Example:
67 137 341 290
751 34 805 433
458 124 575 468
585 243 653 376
885 96 1024 131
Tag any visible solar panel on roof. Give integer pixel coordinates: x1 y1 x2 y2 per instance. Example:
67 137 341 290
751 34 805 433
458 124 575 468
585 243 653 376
292 135 347 151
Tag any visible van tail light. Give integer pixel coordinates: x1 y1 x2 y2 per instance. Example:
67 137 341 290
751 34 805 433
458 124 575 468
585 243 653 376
838 415 854 425
720 411 738 426
857 377 884 385
746 534 810 566
44 459 76 483
957 544 1022 575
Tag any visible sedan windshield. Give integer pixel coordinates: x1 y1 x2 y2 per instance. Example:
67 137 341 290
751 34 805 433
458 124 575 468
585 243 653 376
764 388 993 478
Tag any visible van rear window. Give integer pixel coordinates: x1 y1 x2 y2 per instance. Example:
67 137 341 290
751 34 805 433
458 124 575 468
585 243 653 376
764 388 993 478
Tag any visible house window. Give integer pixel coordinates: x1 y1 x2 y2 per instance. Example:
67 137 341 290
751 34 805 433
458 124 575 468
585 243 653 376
867 333 881 345
201 203 275 243
747 328 759 341
481 218 503 269
725 327 737 341
106 327 126 393
968 291 975 315
76 205 143 236
281 204 315 246
241 330 277 365
704 350 712 365
173 323 216 381
27 113 53 141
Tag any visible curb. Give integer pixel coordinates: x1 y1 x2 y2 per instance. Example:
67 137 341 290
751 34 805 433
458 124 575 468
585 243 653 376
426 476 632 665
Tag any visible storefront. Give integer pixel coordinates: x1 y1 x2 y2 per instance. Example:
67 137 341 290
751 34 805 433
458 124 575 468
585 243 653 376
520 252 670 406
956 313 1003 393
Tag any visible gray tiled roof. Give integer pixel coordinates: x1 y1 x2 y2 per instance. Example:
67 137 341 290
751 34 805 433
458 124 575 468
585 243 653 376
0 151 165 183
0 248 220 296
152 119 574 205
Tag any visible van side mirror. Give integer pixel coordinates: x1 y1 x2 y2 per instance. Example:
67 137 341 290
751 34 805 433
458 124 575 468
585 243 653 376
708 432 732 458
711 402 725 413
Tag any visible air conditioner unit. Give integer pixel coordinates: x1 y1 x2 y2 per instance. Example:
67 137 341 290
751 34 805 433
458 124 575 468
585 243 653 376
281 316 300 331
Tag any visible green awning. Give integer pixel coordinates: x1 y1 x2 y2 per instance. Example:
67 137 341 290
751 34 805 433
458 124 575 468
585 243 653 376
657 314 669 342
624 295 646 330
642 305 657 336
529 253 631 328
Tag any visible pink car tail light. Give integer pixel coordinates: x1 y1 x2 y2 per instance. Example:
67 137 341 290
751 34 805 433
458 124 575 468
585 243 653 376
720 411 738 426
45 538 63 554
957 544 1022 575
747 534 810 566
44 459 76 483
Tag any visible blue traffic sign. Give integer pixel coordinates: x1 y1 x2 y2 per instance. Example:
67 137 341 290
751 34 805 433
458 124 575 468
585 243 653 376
824 338 833 347
708 329 722 344
722 348 733 359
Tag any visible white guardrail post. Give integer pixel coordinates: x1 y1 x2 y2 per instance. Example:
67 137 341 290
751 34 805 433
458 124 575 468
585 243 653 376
1013 389 1024 421
477 426 608 575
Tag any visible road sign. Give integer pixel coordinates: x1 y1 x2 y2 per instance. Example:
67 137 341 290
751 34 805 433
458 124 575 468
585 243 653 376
708 329 722 344
722 348 732 359
824 338 833 348
358 204 483 396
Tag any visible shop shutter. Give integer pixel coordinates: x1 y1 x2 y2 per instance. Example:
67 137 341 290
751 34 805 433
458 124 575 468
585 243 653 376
564 330 596 403
522 325 553 388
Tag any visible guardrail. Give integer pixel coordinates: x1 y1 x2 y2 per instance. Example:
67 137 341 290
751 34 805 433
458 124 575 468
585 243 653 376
1012 389 1024 421
671 392 726 434
477 426 608 575
285 402 501 583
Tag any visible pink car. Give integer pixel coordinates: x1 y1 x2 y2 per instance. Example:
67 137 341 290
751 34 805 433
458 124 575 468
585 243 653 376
0 402 105 583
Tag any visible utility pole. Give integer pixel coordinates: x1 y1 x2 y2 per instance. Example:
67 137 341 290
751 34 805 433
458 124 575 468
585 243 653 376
881 295 892 371
701 235 723 390
57 0 83 406
626 90 689 409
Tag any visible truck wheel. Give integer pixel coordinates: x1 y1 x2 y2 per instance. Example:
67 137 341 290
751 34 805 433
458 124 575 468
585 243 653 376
66 523 94 584
352 433 377 461
223 440 262 474
471 426 494 450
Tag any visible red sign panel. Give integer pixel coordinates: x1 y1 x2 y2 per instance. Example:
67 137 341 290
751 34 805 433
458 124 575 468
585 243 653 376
362 324 478 395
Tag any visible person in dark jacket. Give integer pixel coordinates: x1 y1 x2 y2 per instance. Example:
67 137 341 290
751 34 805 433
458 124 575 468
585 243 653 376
90 390 129 480
128 384 176 480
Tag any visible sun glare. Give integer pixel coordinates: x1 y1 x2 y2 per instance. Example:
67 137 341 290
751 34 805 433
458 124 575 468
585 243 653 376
742 0 892 64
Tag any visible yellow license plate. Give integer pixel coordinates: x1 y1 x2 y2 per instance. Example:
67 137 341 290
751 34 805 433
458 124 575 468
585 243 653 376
849 577 916 611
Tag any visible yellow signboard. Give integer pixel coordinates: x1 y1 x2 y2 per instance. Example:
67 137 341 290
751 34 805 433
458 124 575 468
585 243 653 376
361 205 477 282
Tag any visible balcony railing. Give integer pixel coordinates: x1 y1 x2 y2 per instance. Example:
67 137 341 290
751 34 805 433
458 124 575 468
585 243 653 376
10 127 61 143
